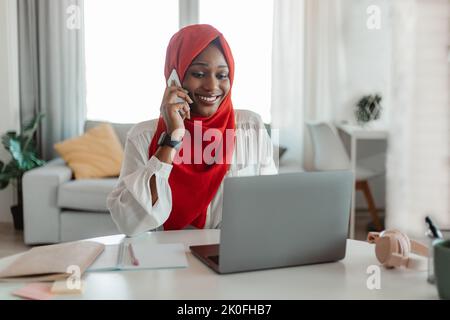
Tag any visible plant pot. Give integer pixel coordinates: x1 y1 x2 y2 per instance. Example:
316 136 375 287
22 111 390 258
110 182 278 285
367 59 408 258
356 120 373 129
10 205 23 230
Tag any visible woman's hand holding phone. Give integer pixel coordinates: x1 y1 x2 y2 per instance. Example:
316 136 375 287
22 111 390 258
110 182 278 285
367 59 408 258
160 79 192 141
153 79 192 198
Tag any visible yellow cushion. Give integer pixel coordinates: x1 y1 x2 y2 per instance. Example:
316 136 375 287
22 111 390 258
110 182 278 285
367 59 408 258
54 123 124 179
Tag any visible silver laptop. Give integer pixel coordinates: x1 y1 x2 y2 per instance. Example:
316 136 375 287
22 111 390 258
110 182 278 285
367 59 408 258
190 170 353 274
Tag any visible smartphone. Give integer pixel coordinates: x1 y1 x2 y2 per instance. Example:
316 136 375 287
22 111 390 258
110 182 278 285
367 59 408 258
167 69 186 104
167 68 182 88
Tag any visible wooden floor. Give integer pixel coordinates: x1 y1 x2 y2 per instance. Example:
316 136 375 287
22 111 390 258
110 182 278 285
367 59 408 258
0 211 383 258
0 223 30 258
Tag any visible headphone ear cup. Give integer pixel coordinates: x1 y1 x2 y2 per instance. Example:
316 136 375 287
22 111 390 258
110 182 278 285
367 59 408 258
376 232 409 268
375 236 394 267
387 233 404 267
396 231 411 257
389 252 409 268
385 230 408 256
389 231 413 268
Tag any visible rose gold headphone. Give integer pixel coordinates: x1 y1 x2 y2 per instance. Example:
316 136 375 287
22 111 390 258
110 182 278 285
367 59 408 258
367 230 429 269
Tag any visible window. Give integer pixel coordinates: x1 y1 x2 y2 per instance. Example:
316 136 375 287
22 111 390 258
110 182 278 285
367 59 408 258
85 0 274 123
199 0 273 123
84 0 179 123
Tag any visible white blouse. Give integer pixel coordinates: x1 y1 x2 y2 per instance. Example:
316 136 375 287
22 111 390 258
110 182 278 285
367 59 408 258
107 109 278 236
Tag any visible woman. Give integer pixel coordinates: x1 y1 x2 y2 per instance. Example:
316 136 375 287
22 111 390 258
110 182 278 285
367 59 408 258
107 24 277 236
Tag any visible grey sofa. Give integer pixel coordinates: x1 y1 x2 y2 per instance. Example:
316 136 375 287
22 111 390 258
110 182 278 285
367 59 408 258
23 121 135 244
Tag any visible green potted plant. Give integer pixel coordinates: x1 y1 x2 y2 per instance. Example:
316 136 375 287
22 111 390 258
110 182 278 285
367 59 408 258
354 94 382 126
0 113 46 230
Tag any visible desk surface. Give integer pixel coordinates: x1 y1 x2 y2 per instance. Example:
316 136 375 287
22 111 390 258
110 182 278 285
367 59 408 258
0 230 438 299
336 123 388 139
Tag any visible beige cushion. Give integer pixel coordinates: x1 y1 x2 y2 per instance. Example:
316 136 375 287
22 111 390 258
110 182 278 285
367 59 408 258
84 120 134 148
54 123 124 179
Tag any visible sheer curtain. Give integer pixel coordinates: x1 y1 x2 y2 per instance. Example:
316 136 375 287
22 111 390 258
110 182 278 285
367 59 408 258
386 0 449 236
271 0 345 169
302 0 346 170
17 0 87 160
271 0 305 168
303 0 346 123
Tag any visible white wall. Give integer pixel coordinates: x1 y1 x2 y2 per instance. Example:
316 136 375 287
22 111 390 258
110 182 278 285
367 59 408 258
338 0 392 211
385 0 449 235
339 0 391 125
0 0 20 223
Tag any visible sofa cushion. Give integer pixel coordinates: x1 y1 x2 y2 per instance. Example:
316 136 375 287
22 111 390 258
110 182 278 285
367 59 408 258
58 178 117 212
54 123 124 179
84 120 135 148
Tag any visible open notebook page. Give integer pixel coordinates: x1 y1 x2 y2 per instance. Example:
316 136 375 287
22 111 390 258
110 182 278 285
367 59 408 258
88 242 188 271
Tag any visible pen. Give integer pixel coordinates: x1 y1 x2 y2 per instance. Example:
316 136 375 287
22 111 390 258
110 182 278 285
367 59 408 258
425 216 442 239
128 243 140 266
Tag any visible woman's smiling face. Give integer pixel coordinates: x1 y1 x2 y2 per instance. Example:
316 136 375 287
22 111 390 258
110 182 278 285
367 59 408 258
182 42 230 118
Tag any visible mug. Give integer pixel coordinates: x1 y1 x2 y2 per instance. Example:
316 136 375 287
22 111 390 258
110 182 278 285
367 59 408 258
433 239 450 300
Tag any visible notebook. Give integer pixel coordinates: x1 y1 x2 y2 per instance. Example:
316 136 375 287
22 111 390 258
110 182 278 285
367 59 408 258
0 241 105 282
88 239 188 271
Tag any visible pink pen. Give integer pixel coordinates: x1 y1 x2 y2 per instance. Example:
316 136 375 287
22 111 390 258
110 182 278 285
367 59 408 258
128 244 140 266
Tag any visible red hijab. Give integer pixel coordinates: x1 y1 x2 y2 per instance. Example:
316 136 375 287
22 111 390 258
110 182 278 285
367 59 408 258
148 24 235 230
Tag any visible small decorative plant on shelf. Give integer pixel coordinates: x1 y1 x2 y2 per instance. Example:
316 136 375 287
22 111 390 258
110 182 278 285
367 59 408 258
0 113 46 230
354 94 382 126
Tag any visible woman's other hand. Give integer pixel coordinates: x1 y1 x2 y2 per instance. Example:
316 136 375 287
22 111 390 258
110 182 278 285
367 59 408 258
160 81 193 140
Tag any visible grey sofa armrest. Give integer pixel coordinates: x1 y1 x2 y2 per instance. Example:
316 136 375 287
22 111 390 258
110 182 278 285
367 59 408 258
23 158 73 244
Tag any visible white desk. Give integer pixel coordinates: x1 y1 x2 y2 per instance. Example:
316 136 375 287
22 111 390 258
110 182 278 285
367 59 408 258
336 123 388 239
0 230 437 299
